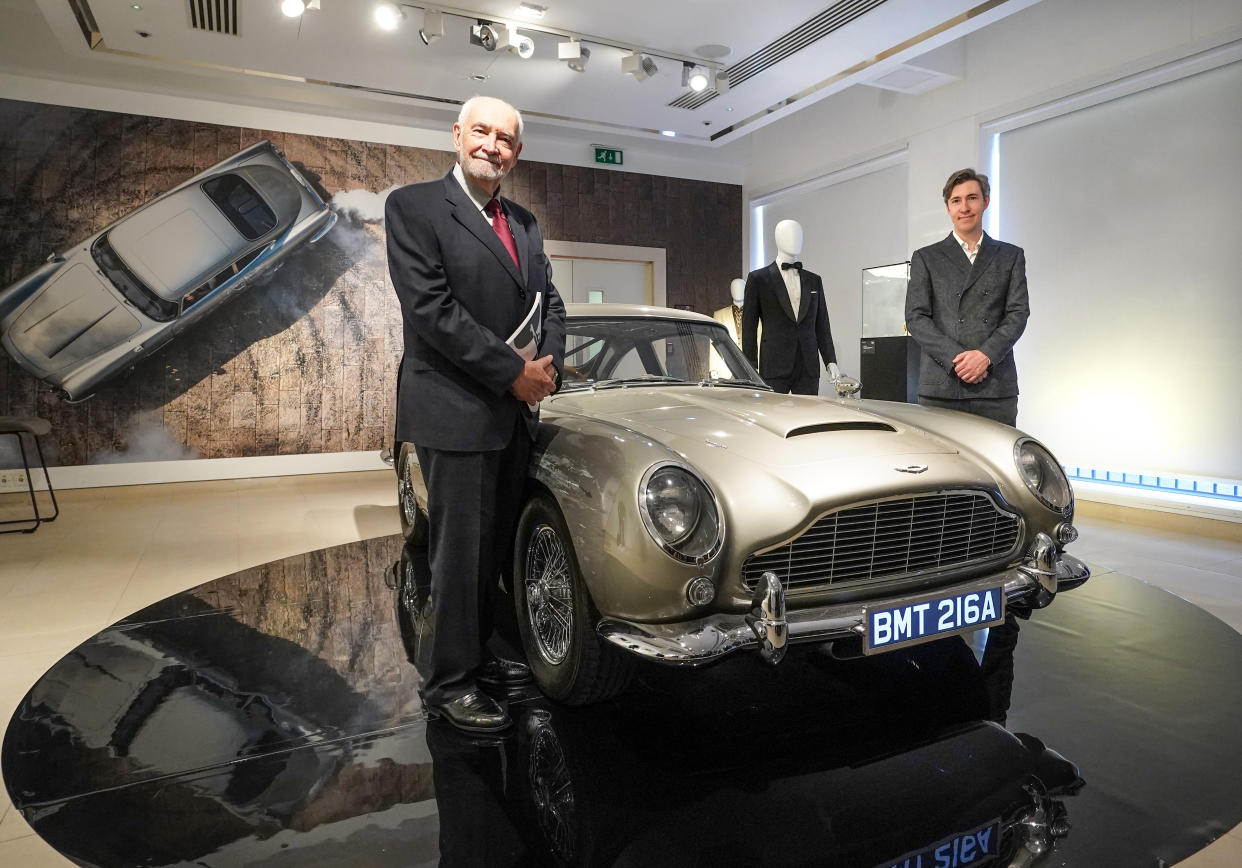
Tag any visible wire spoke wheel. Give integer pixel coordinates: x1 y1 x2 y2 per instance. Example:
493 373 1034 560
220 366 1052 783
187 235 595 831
526 524 575 665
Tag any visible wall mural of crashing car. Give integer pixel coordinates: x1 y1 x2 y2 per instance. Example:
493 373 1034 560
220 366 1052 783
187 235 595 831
0 98 742 466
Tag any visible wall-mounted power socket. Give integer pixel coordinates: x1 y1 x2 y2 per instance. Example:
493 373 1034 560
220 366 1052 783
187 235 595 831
0 470 30 492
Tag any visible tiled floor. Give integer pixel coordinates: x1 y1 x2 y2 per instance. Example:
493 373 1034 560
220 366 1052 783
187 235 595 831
1 473 1240 866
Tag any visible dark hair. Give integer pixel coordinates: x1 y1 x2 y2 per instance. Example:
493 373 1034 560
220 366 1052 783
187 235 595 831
942 168 990 203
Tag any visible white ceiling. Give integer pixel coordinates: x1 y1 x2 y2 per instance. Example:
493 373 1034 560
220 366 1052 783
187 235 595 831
8 0 1044 146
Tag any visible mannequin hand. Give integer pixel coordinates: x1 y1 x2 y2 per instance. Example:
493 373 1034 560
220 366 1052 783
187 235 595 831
953 350 991 384
828 362 841 379
511 355 557 403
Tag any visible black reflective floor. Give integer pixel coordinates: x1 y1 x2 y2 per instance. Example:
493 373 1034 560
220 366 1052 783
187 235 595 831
5 535 1242 867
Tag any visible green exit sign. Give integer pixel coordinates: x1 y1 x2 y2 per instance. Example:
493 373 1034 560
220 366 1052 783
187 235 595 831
594 147 623 165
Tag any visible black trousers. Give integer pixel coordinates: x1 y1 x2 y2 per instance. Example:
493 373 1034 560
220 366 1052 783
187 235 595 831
918 395 1018 427
765 350 820 395
415 416 530 705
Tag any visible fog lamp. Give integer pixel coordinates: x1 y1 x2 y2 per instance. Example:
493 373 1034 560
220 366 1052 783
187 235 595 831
686 576 716 606
1056 523 1079 545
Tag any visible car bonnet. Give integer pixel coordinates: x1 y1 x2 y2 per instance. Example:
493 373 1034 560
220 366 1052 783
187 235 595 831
551 387 957 467
7 261 142 375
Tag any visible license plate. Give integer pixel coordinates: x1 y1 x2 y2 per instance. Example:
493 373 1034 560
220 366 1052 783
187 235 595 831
875 818 1001 868
864 586 1004 655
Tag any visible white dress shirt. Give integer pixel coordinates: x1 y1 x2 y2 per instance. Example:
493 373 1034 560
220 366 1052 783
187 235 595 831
778 261 801 316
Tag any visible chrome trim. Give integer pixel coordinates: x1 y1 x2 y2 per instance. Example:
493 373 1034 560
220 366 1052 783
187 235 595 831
597 547 1090 665
637 460 725 567
744 572 787 664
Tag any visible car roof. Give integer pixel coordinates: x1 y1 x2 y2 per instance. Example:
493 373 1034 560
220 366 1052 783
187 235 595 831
563 303 718 324
106 164 301 302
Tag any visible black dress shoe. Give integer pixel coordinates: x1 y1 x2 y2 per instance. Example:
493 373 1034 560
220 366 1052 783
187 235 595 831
431 691 512 733
477 657 534 687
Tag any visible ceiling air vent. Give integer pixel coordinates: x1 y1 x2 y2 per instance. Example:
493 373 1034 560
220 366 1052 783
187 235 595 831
187 0 239 36
723 0 886 91
669 90 719 111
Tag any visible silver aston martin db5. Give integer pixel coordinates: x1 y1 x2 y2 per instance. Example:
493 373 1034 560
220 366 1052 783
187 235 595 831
397 304 1089 704
0 141 336 401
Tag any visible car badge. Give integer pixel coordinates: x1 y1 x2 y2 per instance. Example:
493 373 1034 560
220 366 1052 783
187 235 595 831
894 464 929 474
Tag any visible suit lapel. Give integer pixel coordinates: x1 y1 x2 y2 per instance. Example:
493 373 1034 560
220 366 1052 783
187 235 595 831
796 272 814 322
767 262 797 321
963 234 998 292
441 174 526 292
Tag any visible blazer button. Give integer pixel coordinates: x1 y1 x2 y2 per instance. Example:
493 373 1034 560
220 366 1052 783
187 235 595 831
958 318 964 324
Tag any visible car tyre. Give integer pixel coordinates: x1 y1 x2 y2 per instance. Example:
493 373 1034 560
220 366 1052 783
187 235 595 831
396 442 429 546
514 494 632 705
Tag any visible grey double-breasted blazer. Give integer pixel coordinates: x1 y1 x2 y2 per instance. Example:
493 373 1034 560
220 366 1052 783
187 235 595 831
904 233 1029 400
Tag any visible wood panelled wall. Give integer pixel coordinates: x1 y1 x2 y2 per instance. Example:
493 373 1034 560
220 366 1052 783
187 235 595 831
0 100 742 466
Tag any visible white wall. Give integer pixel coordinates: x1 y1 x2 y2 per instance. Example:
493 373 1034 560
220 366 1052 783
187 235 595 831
737 0 1242 485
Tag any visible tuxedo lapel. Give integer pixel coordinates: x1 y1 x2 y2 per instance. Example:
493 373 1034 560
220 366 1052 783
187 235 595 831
767 262 797 321
441 175 526 291
796 272 815 322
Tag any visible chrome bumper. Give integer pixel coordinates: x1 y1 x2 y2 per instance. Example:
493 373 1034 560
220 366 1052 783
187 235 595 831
597 533 1089 666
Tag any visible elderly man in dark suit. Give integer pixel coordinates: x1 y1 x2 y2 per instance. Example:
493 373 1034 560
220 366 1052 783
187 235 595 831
904 168 1029 426
741 219 838 395
386 96 565 732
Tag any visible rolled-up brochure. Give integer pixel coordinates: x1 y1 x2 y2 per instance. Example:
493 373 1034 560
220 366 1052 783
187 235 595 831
507 291 543 408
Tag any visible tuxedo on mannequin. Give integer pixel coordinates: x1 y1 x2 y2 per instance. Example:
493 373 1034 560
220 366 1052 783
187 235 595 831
712 278 749 348
741 219 839 394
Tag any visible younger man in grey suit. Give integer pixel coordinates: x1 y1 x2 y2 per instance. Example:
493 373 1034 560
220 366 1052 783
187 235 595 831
904 168 1029 426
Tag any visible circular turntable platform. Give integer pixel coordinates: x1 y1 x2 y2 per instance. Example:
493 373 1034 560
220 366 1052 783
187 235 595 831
5 535 1242 866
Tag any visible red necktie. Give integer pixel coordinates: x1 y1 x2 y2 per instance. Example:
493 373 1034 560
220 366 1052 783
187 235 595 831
485 198 520 269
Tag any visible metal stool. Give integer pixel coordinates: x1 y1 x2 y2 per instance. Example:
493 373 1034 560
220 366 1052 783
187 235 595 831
0 416 59 534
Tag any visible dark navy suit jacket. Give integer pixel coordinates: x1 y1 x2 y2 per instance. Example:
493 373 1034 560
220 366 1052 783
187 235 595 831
386 172 565 451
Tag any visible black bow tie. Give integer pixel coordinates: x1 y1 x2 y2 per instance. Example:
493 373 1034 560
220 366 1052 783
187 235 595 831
780 261 803 271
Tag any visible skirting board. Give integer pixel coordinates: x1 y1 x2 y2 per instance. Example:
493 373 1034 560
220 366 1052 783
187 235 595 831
8 451 391 491
1074 480 1242 525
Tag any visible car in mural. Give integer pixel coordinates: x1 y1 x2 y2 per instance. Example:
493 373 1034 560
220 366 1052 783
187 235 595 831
0 140 337 401
396 304 1090 704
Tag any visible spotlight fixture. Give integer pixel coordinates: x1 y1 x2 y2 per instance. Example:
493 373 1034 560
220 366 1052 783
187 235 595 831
470 20 501 51
558 39 589 72
281 0 306 16
504 25 535 59
374 1 404 31
419 9 443 44
622 52 658 81
682 63 709 92
715 70 730 93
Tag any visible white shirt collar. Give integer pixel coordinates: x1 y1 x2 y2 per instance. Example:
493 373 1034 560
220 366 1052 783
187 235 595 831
953 230 986 260
452 162 497 214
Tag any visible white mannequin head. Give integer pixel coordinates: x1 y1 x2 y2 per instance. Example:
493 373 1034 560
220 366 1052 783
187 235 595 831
773 219 803 260
730 278 745 306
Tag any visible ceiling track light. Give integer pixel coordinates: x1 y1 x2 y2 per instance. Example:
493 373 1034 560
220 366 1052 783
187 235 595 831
374 1 404 30
622 52 658 81
418 8 443 43
281 0 320 18
557 39 589 72
503 24 535 59
470 20 500 51
681 62 709 92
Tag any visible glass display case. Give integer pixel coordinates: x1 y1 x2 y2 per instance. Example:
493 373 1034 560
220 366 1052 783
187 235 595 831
861 262 910 338
859 262 919 403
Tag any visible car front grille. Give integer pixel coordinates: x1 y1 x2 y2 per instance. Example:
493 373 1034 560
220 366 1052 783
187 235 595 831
741 490 1021 593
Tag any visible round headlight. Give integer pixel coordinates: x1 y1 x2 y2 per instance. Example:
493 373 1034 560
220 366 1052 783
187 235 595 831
1014 438 1073 512
639 463 723 564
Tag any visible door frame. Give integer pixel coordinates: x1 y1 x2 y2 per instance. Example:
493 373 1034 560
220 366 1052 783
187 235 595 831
544 241 667 308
